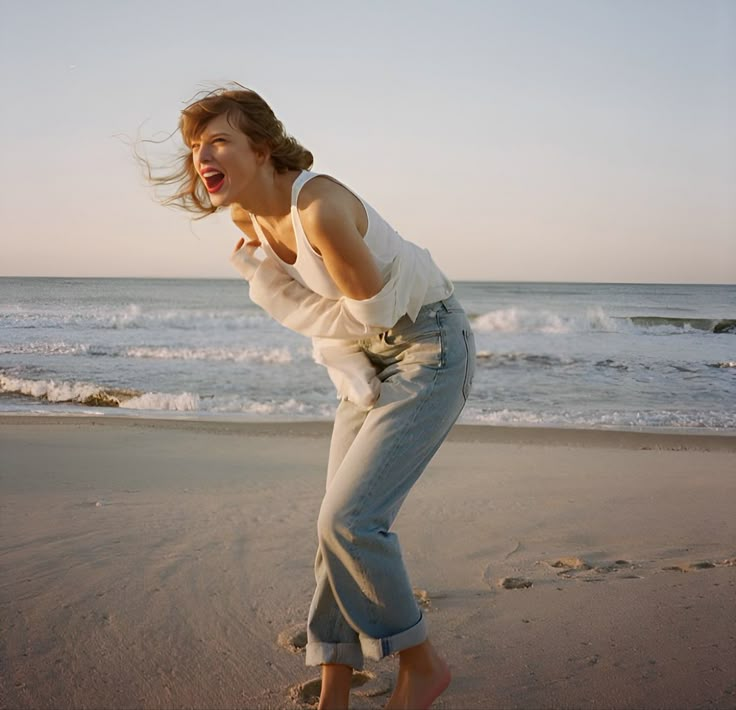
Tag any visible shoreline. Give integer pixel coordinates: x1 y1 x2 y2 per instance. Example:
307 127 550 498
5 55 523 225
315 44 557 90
2 413 735 451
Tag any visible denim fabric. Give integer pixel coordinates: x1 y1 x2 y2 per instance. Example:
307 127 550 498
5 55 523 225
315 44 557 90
305 294 475 669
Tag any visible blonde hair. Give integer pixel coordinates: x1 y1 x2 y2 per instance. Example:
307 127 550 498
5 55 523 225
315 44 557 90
143 86 313 217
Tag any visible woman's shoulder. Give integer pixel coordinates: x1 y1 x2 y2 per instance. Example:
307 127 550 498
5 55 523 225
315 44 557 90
298 172 355 208
297 173 368 229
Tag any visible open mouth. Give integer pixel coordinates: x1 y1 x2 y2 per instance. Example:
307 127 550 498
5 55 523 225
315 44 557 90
202 171 225 193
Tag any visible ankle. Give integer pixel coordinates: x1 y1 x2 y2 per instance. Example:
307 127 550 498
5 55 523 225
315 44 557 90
319 664 353 710
398 640 443 674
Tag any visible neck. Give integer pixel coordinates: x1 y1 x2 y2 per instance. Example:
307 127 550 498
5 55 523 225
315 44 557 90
233 168 301 221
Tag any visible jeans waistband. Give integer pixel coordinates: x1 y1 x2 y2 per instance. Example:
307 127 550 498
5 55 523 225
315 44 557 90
426 293 464 315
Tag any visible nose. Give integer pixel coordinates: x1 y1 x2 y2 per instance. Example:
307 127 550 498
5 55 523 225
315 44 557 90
197 142 213 162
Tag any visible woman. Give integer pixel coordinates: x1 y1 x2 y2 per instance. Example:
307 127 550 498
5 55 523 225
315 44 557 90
155 86 475 710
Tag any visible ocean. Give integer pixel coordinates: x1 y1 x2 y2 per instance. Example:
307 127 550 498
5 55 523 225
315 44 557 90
1 277 734 431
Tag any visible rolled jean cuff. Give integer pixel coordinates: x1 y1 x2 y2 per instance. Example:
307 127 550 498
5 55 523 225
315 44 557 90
305 641 365 670
360 613 427 661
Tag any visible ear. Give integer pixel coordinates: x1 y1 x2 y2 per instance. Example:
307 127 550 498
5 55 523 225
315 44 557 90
254 143 271 166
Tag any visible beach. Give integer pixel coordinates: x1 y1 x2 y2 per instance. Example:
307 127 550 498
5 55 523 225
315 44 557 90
1 416 734 709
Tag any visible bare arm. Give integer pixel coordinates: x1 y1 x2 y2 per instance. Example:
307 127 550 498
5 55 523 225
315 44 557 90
228 179 418 337
298 178 384 301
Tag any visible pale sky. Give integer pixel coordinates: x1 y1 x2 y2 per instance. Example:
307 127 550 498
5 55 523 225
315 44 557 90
0 0 734 283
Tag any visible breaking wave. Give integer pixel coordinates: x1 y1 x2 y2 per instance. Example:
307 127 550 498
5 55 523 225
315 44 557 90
628 317 736 334
0 374 198 410
471 307 617 334
0 373 334 418
470 309 735 335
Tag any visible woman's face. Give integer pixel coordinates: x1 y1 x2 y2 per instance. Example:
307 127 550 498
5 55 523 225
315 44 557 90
190 113 263 208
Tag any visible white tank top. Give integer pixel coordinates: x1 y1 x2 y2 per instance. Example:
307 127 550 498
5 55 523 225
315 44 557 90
249 171 405 299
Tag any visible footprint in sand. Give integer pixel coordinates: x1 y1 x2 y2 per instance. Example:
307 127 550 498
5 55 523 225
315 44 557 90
277 624 308 653
550 556 593 571
413 588 433 609
661 559 731 572
289 670 392 707
499 577 533 589
481 564 533 590
486 557 644 591
549 557 638 579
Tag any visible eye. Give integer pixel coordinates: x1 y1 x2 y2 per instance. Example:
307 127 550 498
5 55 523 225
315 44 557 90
213 137 226 144
190 142 201 151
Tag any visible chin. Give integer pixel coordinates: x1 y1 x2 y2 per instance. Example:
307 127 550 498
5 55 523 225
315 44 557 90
209 193 229 208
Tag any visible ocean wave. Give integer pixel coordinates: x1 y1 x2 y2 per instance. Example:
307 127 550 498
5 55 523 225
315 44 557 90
0 374 200 411
470 309 735 336
0 342 304 364
0 373 331 417
1 307 270 331
0 342 90 356
471 307 618 334
124 345 298 364
628 317 736 334
0 374 142 407
708 361 736 369
119 392 200 411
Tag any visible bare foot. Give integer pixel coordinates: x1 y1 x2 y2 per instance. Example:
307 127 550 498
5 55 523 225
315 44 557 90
385 640 451 709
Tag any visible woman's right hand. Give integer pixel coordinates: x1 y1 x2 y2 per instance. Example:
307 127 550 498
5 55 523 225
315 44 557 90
230 236 263 281
232 237 261 255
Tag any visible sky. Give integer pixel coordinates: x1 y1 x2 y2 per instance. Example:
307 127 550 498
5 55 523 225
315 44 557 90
0 0 734 283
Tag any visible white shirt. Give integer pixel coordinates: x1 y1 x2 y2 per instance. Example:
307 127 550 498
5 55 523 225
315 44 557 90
230 172 453 409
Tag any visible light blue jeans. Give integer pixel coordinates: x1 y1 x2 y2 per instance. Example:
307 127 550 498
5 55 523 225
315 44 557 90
305 294 476 670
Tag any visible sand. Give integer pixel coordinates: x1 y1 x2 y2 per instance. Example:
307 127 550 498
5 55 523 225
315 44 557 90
1 416 734 709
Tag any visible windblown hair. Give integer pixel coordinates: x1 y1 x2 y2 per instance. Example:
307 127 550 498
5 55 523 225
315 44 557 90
142 86 313 217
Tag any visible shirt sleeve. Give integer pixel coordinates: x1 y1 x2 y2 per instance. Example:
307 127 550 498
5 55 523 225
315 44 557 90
230 243 401 338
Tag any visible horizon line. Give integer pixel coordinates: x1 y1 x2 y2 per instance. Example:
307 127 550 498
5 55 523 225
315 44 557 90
1 275 733 287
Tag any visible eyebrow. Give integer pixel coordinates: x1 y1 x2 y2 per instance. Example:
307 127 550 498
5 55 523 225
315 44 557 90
193 131 230 143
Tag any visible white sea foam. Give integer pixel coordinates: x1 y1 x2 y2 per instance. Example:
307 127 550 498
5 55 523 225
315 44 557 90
0 374 129 405
124 345 298 364
0 373 330 418
0 342 90 356
1 306 270 331
468 407 736 430
119 391 200 411
110 308 272 332
471 307 618 335
0 374 197 411
0 341 304 363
